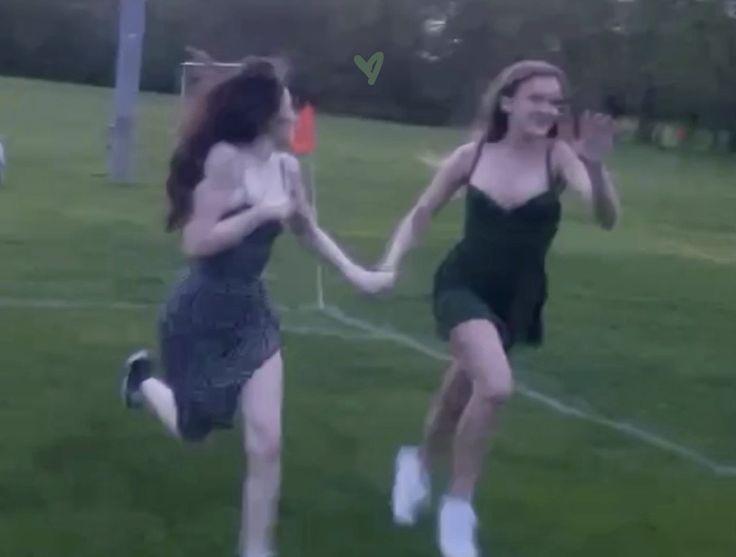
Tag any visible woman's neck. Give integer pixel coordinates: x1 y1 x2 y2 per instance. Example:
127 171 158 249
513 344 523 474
241 136 275 164
501 126 544 150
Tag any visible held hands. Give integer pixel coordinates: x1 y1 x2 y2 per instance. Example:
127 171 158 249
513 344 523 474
348 266 396 295
349 249 401 295
354 243 403 295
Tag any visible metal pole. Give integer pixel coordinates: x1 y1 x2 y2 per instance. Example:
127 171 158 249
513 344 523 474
0 138 5 187
109 0 146 183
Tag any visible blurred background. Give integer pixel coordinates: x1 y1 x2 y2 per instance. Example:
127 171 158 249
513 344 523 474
0 0 735 138
1 2 735 557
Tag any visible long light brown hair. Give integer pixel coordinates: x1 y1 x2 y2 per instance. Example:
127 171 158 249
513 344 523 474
420 61 572 174
462 60 572 171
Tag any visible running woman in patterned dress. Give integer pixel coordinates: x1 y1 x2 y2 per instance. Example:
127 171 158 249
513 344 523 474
120 58 393 557
380 60 620 557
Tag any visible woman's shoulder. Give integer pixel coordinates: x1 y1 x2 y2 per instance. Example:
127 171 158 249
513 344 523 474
205 142 241 172
202 142 244 191
276 151 300 173
438 142 478 179
454 141 478 161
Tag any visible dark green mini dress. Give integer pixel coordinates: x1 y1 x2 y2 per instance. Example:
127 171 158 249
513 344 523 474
432 143 564 350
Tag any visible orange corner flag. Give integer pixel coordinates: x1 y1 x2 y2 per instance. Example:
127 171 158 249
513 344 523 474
291 103 316 155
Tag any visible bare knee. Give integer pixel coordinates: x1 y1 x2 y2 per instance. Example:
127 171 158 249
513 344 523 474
246 426 281 464
475 376 514 405
451 320 514 405
471 360 514 406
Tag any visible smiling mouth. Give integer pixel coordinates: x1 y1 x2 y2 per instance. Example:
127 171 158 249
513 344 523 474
532 118 555 128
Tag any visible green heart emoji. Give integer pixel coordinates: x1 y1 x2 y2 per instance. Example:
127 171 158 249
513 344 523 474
354 51 384 86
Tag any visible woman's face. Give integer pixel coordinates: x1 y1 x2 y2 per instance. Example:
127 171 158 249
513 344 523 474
503 76 565 138
268 87 297 149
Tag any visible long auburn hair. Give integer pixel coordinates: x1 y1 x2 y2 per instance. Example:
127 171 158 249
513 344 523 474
165 57 286 231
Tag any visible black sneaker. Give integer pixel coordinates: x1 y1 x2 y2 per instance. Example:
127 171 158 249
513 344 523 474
121 350 152 409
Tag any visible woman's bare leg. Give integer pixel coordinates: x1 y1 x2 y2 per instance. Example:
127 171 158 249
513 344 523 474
392 360 473 526
238 351 283 557
419 360 472 472
436 319 513 557
123 350 181 439
447 320 513 500
140 377 181 438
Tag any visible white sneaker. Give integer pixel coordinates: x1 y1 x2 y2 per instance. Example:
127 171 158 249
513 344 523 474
121 349 152 409
391 446 430 525
438 497 479 557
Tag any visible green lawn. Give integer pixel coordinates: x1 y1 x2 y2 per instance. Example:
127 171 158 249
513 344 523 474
1 76 735 556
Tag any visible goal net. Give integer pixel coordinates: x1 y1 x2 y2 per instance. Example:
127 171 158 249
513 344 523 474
178 61 242 127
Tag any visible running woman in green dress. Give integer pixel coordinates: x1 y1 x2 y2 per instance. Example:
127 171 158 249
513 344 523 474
380 60 621 557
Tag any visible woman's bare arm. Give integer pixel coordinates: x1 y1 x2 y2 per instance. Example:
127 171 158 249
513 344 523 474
182 143 290 257
380 142 476 270
283 154 393 293
555 112 620 229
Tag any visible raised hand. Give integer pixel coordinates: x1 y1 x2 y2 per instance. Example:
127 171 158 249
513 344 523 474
560 111 616 162
578 111 616 161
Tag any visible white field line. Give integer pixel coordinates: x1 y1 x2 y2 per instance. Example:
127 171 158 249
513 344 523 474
320 304 736 478
0 296 378 341
2 295 734 477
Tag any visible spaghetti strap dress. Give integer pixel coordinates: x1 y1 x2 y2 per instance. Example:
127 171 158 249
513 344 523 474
432 143 564 350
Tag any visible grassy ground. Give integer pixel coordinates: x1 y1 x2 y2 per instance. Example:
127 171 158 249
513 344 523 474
1 76 735 556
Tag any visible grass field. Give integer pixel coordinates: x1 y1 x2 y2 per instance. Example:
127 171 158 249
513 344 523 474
1 76 735 557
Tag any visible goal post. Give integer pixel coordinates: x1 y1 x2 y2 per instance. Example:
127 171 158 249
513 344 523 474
178 61 243 100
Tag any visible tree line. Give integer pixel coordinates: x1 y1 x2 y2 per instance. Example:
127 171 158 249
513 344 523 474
1 0 735 148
